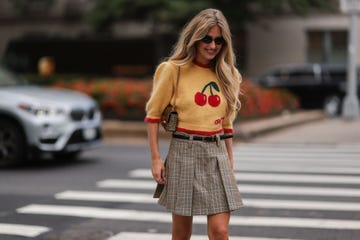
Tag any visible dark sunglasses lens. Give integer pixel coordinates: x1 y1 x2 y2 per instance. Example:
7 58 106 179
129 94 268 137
201 36 225 45
202 36 212 44
214 37 225 45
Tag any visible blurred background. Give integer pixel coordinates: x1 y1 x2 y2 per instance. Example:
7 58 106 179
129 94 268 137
0 0 358 120
1 2 360 240
0 0 345 76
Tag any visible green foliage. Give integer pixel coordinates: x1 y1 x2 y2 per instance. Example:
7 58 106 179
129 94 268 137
287 0 338 15
86 0 210 32
10 0 55 16
85 0 338 32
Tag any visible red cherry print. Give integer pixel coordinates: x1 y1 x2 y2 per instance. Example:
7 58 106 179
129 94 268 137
195 92 207 106
194 81 221 107
208 95 221 107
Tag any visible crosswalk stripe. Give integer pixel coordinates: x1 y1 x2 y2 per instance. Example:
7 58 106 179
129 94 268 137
97 179 157 189
236 147 360 152
107 232 301 240
233 152 360 161
232 157 360 165
129 164 360 177
234 172 360 184
0 223 50 237
55 191 156 203
234 164 360 174
128 169 360 184
232 144 360 164
97 179 360 197
16 204 360 230
233 143 360 152
244 198 360 211
235 159 360 167
5 143 359 239
239 184 360 197
55 190 360 211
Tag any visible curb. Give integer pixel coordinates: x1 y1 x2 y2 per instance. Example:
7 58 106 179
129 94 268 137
234 110 325 140
102 110 325 141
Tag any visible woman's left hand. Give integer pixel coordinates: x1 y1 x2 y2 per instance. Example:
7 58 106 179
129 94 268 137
152 158 166 184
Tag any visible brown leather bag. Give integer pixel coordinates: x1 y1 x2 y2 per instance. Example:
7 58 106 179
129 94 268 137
160 66 180 132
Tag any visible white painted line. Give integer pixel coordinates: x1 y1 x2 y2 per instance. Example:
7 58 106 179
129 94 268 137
128 169 151 178
234 172 360 184
55 190 360 212
233 144 360 154
0 223 50 237
234 164 360 175
55 191 156 204
233 158 360 166
97 179 157 189
233 152 360 161
234 159 360 167
244 198 360 211
238 184 360 197
128 169 360 184
234 143 360 152
16 204 360 230
97 179 360 197
232 144 360 163
107 231 300 240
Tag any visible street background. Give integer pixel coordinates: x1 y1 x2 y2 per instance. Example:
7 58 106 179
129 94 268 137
1 114 360 240
1 1 360 239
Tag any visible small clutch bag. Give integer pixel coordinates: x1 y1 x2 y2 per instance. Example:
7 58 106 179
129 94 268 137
160 104 178 132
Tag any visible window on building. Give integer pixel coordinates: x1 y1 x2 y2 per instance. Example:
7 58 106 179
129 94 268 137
307 30 347 64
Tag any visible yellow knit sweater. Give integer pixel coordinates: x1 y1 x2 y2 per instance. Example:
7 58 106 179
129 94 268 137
145 61 234 136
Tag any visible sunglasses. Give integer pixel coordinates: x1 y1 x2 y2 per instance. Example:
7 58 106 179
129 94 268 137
201 35 225 45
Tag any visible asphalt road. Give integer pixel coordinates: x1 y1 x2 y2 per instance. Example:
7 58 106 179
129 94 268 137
1 119 360 240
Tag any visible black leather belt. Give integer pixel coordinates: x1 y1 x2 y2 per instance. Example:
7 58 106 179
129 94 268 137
172 133 233 142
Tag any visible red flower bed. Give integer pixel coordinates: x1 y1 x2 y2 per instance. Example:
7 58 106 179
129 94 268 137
52 77 299 121
239 80 299 119
52 78 153 120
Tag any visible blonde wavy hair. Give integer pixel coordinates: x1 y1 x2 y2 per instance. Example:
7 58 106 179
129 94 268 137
169 8 242 119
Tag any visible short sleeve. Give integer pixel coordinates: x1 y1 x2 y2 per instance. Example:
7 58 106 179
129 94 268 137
222 111 235 134
145 61 178 123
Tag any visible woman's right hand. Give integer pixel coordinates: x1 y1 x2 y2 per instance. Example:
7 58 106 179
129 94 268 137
152 159 166 184
147 122 165 184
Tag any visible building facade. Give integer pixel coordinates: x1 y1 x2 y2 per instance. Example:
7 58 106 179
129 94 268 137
247 13 360 78
1 0 359 78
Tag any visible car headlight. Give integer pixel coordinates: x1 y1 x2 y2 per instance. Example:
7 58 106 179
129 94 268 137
18 103 65 117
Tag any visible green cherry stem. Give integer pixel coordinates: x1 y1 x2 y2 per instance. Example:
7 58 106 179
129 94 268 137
200 81 220 95
200 82 212 93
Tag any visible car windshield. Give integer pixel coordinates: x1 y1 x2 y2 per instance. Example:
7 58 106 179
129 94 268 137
0 67 27 86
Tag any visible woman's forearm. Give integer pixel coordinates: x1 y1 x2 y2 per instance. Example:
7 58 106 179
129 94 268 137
147 122 161 161
147 122 166 184
225 138 234 171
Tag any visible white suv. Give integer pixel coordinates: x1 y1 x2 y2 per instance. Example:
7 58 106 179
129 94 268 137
0 66 102 165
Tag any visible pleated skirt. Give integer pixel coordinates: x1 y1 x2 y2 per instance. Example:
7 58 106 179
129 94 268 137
158 136 243 216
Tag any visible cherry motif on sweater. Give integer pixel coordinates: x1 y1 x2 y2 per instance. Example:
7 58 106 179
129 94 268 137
194 81 221 107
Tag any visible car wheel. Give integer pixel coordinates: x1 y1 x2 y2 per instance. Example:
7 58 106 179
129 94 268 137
0 119 26 166
323 95 341 118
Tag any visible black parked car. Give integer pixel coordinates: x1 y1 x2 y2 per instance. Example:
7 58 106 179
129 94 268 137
255 64 360 117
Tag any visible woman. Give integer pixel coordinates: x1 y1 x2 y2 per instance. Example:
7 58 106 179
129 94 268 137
145 8 243 240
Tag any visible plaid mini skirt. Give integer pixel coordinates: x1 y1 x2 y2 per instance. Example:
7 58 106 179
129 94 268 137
158 134 243 216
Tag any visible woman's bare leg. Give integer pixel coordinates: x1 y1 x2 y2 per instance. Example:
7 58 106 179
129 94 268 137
172 213 193 240
207 212 230 240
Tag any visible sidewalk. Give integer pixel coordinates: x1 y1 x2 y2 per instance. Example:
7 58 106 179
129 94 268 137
102 110 325 142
